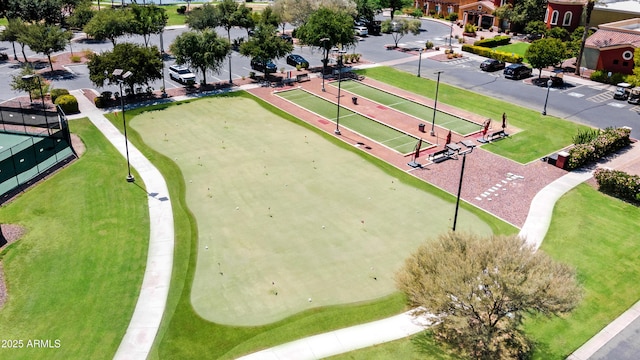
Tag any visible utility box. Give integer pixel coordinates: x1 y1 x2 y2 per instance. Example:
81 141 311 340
556 151 569 169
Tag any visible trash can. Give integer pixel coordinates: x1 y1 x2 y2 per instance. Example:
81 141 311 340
556 151 569 169
418 123 425 132
547 153 558 166
352 97 358 105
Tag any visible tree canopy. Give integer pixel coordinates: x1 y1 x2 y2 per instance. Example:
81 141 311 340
83 8 132 46
18 24 72 72
379 0 412 20
169 30 231 85
396 232 581 360
87 42 162 91
295 7 356 69
129 4 168 47
239 24 293 76
381 18 421 47
525 38 567 77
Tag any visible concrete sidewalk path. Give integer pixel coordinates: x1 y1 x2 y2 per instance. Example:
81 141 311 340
71 90 175 360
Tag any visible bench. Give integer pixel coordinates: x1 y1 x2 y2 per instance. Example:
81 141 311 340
282 77 296 85
296 73 310 82
429 149 456 163
478 130 509 143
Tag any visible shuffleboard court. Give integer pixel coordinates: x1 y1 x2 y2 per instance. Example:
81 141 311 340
278 89 430 155
335 80 483 136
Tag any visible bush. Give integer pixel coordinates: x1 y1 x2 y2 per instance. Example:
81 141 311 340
70 55 82 63
0 52 8 61
590 70 627 85
55 94 79 114
473 35 511 48
94 96 106 108
462 44 523 63
464 23 476 34
573 128 600 144
447 13 458 22
594 168 640 203
425 41 434 49
566 127 631 170
177 5 187 15
50 88 70 103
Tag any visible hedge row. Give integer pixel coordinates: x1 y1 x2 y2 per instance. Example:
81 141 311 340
54 94 79 114
473 35 511 48
594 168 640 203
461 44 523 63
566 127 631 170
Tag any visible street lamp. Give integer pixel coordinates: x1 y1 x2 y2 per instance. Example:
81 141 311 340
320 37 329 92
452 147 474 231
449 21 454 50
113 68 135 183
417 48 423 77
431 71 443 136
22 74 49 133
542 79 553 115
335 50 346 135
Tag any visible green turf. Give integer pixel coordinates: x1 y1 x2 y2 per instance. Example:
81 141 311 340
278 89 430 154
335 80 482 136
357 67 591 164
130 95 491 326
0 119 149 359
495 42 532 62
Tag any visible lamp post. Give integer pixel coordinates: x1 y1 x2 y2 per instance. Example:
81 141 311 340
542 79 553 115
417 48 423 77
449 21 454 50
431 71 443 136
320 37 329 92
452 147 473 231
113 69 135 183
22 74 49 133
334 50 346 135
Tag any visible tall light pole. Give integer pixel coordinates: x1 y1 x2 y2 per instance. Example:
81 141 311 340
335 50 346 135
22 74 49 134
453 147 473 231
160 30 167 97
542 79 553 115
113 69 135 183
417 48 423 77
320 37 329 92
431 71 443 136
449 21 454 50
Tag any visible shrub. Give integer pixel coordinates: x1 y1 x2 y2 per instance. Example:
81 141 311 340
447 13 458 22
573 128 600 144
425 41 434 49
54 94 79 114
177 5 187 14
50 88 70 103
566 127 631 169
461 44 523 63
594 168 640 203
474 35 511 48
70 55 82 63
94 96 106 108
0 52 8 61
590 70 627 85
464 23 476 34
409 8 423 18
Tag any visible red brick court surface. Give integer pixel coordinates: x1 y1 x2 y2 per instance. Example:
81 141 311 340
248 76 567 228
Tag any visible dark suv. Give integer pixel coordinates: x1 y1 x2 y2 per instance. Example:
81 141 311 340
503 64 532 80
250 58 277 73
480 59 505 72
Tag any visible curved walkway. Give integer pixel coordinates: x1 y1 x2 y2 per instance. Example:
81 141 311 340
71 90 175 360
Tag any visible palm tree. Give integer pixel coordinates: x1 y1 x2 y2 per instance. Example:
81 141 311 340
575 0 596 76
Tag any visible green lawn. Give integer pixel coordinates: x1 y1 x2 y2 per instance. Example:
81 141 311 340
120 92 515 359
335 80 482 136
495 42 532 63
0 119 149 359
278 89 431 154
357 67 591 164
326 184 640 359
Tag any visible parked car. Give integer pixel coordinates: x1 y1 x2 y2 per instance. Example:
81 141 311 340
168 65 196 84
628 87 640 104
279 34 293 43
250 58 277 73
503 63 532 80
480 59 505 72
286 54 309 68
614 82 632 100
353 26 368 36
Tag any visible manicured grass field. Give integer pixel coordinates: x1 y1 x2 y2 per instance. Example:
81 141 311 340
130 94 491 326
334 80 482 136
116 93 515 359
0 119 149 359
357 67 591 164
278 89 431 154
495 42 532 63
327 184 640 359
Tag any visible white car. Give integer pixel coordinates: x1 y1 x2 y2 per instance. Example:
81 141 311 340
169 65 196 84
353 26 368 37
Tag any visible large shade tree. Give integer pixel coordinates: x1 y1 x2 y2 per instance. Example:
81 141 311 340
525 38 567 78
239 24 293 77
272 0 315 28
0 18 28 61
130 4 168 47
6 0 63 25
379 0 412 20
87 42 162 92
295 7 357 73
83 7 132 46
214 0 253 83
185 3 218 30
19 24 72 72
169 30 231 85
396 232 581 360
